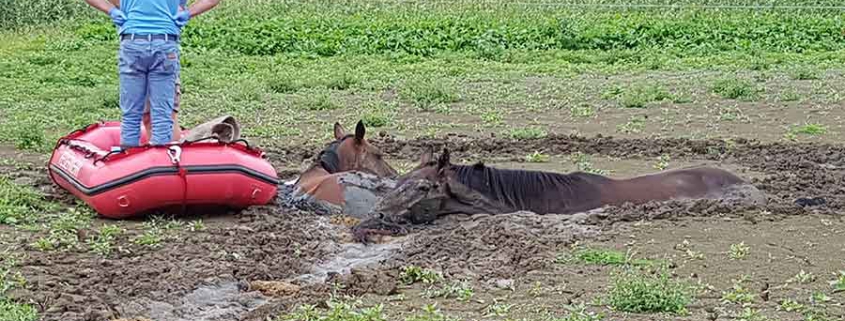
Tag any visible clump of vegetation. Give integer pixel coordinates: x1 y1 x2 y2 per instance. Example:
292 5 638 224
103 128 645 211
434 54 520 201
618 84 673 108
277 299 385 321
778 298 805 312
553 303 605 321
721 278 755 305
267 76 302 94
729 242 750 260
0 251 38 321
399 266 442 285
558 247 658 267
406 303 460 321
712 78 758 100
297 91 341 111
787 66 821 80
617 115 646 134
401 78 459 112
481 110 504 126
524 151 550 163
737 307 765 321
423 280 474 302
483 300 514 318
31 206 95 252
653 154 670 170
607 267 692 314
360 101 397 128
829 270 845 292
569 152 608 175
187 219 206 232
87 224 123 256
789 270 816 284
507 127 547 140
0 176 59 225
570 104 595 118
784 123 827 141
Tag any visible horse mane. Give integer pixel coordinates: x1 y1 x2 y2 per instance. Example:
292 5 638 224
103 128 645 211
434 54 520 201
317 134 353 174
449 162 606 213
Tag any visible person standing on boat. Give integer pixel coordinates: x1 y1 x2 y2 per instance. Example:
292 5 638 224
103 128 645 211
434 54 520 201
106 0 186 143
83 0 220 148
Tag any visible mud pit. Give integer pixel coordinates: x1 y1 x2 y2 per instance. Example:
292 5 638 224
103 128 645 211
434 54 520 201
3 134 845 321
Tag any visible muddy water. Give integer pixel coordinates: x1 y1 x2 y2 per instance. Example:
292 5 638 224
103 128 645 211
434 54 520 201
118 278 267 321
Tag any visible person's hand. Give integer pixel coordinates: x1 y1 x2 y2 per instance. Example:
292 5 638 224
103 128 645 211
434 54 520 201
174 10 191 28
109 7 127 27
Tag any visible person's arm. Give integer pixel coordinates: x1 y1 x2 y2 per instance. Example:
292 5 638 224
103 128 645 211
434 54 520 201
84 0 117 14
186 0 220 18
108 0 119 8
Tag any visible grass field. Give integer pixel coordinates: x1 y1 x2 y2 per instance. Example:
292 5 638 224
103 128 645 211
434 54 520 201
1 1 845 320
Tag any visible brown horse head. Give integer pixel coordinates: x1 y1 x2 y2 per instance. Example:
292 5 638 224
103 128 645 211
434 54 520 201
370 148 505 220
317 120 398 178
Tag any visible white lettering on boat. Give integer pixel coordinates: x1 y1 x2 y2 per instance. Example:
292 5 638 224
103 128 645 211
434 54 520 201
57 151 83 177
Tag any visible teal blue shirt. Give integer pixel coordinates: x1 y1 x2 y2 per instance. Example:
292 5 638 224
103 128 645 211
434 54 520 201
118 0 182 36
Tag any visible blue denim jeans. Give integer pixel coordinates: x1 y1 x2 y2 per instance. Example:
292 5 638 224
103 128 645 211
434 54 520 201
118 37 180 146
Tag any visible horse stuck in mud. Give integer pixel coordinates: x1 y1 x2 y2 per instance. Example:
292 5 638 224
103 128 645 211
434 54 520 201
282 121 400 218
352 148 767 243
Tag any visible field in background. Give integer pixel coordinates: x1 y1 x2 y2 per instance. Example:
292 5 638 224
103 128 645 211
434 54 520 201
1 1 845 321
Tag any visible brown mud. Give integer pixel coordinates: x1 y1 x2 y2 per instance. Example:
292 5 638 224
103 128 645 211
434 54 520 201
1 133 843 321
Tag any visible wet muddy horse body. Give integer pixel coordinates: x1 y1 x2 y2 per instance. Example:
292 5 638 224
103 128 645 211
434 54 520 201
354 148 765 241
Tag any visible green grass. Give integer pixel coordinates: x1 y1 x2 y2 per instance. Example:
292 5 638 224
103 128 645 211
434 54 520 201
401 78 460 112
399 266 443 285
607 267 692 314
830 271 845 292
0 176 59 225
569 153 609 175
277 300 386 321
3 0 845 151
617 115 647 134
712 78 759 100
31 206 95 252
0 251 37 321
558 247 659 267
729 242 751 260
721 277 756 305
525 151 550 163
507 127 547 140
617 84 673 108
87 224 123 256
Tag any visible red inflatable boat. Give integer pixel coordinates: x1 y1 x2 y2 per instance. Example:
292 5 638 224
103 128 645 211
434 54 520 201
47 121 279 219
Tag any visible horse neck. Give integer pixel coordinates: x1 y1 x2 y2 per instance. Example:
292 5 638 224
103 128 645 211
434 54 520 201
449 164 604 213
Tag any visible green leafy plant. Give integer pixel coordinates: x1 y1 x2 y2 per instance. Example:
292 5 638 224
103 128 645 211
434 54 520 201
608 267 692 314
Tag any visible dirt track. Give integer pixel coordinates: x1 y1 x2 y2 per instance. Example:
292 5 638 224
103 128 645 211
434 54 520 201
3 134 844 321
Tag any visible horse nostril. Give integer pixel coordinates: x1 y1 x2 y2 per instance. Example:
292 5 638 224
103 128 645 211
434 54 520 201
418 185 430 192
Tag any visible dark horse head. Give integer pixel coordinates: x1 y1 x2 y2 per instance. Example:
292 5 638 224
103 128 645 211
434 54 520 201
312 120 398 178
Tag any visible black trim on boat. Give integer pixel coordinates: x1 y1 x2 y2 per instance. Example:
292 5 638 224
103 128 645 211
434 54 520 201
49 164 280 196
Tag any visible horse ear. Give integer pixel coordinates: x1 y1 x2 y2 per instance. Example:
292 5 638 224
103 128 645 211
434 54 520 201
334 122 346 140
437 148 451 169
355 120 365 142
420 147 434 165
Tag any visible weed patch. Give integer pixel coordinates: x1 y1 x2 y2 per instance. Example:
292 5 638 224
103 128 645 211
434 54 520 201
618 84 673 108
399 266 442 285
607 267 692 314
507 127 547 140
524 151 550 163
712 78 758 101
0 176 59 225
401 78 459 112
557 247 660 267
569 153 608 175
277 299 385 321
